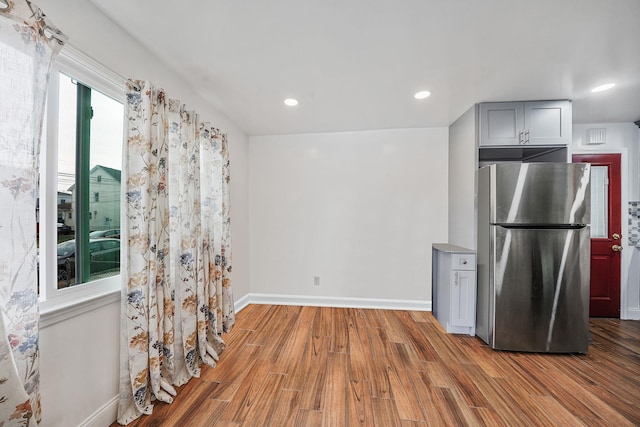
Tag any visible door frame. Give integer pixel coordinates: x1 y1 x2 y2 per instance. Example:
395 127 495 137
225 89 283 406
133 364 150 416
572 147 630 319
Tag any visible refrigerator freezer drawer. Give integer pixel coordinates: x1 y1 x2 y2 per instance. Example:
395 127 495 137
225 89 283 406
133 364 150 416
482 163 591 226
491 225 590 353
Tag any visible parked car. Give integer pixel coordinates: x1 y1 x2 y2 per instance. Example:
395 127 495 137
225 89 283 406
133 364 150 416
89 228 120 239
57 223 73 235
57 238 120 281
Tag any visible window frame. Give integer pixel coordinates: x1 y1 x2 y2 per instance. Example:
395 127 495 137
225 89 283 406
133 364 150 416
39 45 125 327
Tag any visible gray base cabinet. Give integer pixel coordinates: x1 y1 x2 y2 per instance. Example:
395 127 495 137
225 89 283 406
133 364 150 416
432 244 476 335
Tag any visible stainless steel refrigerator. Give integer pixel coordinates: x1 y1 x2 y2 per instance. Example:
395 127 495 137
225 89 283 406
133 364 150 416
476 163 591 353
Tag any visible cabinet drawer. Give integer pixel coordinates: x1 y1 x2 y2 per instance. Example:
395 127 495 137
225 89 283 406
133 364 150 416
451 253 475 270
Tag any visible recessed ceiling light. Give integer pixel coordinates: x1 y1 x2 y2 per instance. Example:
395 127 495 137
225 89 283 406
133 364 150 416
284 98 299 106
414 90 431 100
591 83 615 93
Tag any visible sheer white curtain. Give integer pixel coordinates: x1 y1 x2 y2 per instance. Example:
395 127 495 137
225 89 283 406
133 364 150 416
0 1 64 425
117 81 235 424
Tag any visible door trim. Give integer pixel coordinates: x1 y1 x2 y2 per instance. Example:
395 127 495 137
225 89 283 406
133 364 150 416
572 148 632 319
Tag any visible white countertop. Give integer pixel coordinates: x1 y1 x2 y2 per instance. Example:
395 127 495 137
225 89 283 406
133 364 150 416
432 243 475 253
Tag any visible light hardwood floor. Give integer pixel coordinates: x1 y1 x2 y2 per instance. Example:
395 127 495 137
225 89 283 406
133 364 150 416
115 304 640 426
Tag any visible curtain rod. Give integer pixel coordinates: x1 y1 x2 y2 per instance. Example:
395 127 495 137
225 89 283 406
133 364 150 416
43 24 66 45
127 79 142 91
25 0 67 45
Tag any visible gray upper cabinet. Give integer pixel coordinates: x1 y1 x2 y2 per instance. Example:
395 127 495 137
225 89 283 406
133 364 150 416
479 100 571 146
480 102 524 146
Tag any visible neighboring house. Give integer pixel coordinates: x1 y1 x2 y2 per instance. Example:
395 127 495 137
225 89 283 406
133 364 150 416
57 191 72 228
57 191 71 206
68 165 121 232
36 191 73 234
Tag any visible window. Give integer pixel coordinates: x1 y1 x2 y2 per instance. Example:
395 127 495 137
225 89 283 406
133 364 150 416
51 73 123 288
39 46 125 313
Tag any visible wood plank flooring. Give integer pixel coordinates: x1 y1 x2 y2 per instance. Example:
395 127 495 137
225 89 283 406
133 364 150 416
115 305 640 426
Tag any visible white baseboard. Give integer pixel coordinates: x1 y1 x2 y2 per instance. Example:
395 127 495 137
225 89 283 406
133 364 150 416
79 395 118 427
624 307 640 320
234 293 252 313
235 292 431 312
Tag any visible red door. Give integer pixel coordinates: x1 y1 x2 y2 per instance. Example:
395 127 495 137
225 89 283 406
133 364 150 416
572 153 621 317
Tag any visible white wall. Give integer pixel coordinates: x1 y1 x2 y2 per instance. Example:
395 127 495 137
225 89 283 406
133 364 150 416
572 123 639 199
34 1 251 425
249 128 448 304
571 123 640 319
448 105 478 250
39 302 120 426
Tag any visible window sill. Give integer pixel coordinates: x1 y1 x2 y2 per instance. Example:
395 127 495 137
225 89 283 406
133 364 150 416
40 277 121 329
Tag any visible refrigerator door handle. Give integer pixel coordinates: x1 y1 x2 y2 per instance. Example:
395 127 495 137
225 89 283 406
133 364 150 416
495 224 587 230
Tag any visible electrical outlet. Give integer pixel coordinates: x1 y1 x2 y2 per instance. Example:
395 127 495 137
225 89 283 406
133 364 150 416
313 276 320 286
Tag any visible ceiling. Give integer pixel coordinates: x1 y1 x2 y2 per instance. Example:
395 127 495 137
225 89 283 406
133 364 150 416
91 0 640 136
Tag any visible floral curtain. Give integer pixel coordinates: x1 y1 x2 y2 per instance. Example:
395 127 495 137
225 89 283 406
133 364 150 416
0 1 64 425
117 81 235 424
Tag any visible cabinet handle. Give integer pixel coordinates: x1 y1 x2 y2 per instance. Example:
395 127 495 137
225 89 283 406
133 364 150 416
454 271 458 286
525 129 530 144
519 130 524 144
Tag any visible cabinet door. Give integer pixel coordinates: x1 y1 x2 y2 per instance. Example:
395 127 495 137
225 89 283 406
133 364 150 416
479 102 525 146
450 270 475 327
524 100 571 145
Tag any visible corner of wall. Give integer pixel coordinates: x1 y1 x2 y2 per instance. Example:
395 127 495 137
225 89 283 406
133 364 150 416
447 105 478 249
